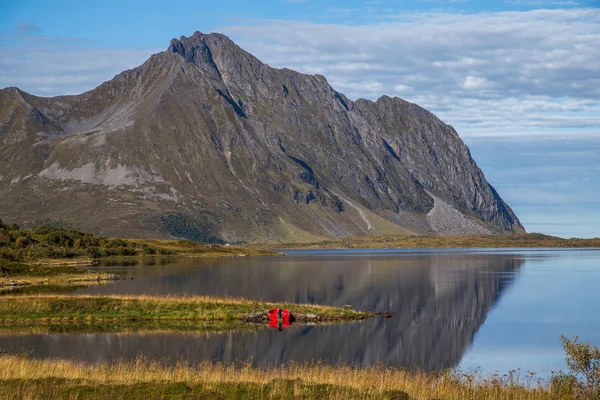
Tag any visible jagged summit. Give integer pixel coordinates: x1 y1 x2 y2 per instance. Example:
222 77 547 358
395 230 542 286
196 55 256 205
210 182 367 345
0 31 523 242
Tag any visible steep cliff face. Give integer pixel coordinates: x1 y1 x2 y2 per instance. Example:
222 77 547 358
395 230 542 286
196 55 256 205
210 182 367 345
0 31 523 242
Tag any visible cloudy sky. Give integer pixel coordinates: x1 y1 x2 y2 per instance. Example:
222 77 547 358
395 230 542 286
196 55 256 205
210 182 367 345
1 0 599 237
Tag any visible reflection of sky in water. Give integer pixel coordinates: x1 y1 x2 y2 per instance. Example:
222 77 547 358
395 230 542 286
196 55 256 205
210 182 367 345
460 250 600 375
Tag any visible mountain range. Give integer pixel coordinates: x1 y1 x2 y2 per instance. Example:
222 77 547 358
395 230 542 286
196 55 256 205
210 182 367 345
0 31 523 242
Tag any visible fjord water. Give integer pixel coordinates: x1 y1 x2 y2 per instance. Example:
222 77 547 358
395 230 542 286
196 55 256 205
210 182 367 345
1 249 599 375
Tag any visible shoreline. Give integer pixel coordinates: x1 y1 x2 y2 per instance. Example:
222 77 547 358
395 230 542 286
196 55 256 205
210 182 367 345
257 233 600 250
0 262 124 293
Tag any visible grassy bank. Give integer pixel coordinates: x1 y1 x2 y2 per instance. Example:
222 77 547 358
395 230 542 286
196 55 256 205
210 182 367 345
0 262 122 293
264 232 600 250
0 222 274 291
0 355 576 400
0 222 274 267
0 295 373 323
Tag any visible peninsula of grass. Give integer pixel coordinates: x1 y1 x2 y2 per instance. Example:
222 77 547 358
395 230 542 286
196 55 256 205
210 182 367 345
0 295 375 324
265 232 600 250
0 261 122 293
0 352 590 400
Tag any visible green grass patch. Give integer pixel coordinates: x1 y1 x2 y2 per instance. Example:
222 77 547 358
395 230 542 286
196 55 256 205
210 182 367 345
0 295 372 323
0 378 401 400
0 262 84 277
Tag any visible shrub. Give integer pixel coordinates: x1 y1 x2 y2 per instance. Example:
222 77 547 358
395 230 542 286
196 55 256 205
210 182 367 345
141 244 156 255
109 239 127 248
86 247 101 258
81 234 100 247
0 247 21 262
15 236 28 248
555 335 600 399
117 247 136 256
46 231 63 245
31 226 50 235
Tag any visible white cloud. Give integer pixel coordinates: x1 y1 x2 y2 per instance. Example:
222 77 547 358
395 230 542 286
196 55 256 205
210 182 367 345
1 8 598 138
461 76 491 89
218 8 600 137
393 84 411 92
0 35 158 96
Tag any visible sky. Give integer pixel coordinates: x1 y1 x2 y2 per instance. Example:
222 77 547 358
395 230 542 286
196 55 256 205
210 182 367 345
1 0 599 237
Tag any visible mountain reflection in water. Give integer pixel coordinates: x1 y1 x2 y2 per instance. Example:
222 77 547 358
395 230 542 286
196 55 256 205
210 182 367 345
0 250 524 370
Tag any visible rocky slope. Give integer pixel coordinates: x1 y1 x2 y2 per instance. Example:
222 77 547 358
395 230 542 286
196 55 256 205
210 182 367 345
0 31 523 242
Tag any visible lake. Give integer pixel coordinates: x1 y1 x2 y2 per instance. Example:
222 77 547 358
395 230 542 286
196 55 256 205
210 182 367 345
1 248 599 376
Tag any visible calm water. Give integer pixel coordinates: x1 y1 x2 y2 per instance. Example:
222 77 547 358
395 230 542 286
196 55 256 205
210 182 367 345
1 249 599 375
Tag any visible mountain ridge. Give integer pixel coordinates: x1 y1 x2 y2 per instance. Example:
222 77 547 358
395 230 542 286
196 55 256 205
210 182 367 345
0 31 524 242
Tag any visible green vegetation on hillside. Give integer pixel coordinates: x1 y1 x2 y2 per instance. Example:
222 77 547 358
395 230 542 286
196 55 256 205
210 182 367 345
159 211 223 244
0 220 173 262
0 220 274 292
0 220 274 265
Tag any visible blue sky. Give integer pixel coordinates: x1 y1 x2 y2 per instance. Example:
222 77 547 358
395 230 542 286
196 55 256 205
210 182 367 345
1 0 599 237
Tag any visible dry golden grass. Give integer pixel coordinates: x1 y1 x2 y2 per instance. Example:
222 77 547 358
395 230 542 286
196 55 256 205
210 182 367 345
263 232 600 250
129 238 275 257
0 355 570 400
0 273 120 294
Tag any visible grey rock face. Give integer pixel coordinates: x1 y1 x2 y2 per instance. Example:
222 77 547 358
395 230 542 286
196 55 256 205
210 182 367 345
0 31 523 241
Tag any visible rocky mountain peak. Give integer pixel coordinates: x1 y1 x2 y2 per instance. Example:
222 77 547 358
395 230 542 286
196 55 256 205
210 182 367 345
0 31 524 242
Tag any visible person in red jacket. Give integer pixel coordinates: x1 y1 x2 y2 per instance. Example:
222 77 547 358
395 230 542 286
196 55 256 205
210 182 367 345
268 308 296 331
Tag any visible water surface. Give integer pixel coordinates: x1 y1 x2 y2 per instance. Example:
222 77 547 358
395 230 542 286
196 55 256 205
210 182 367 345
1 248 598 375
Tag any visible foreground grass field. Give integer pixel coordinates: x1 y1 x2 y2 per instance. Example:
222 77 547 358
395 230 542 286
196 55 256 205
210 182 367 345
0 295 373 323
265 232 600 250
0 354 583 400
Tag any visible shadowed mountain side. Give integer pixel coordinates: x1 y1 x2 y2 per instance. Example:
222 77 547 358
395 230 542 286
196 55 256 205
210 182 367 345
67 253 523 369
0 31 523 242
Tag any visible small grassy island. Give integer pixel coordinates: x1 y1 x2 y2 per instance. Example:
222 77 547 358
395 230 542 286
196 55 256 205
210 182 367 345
0 294 374 324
